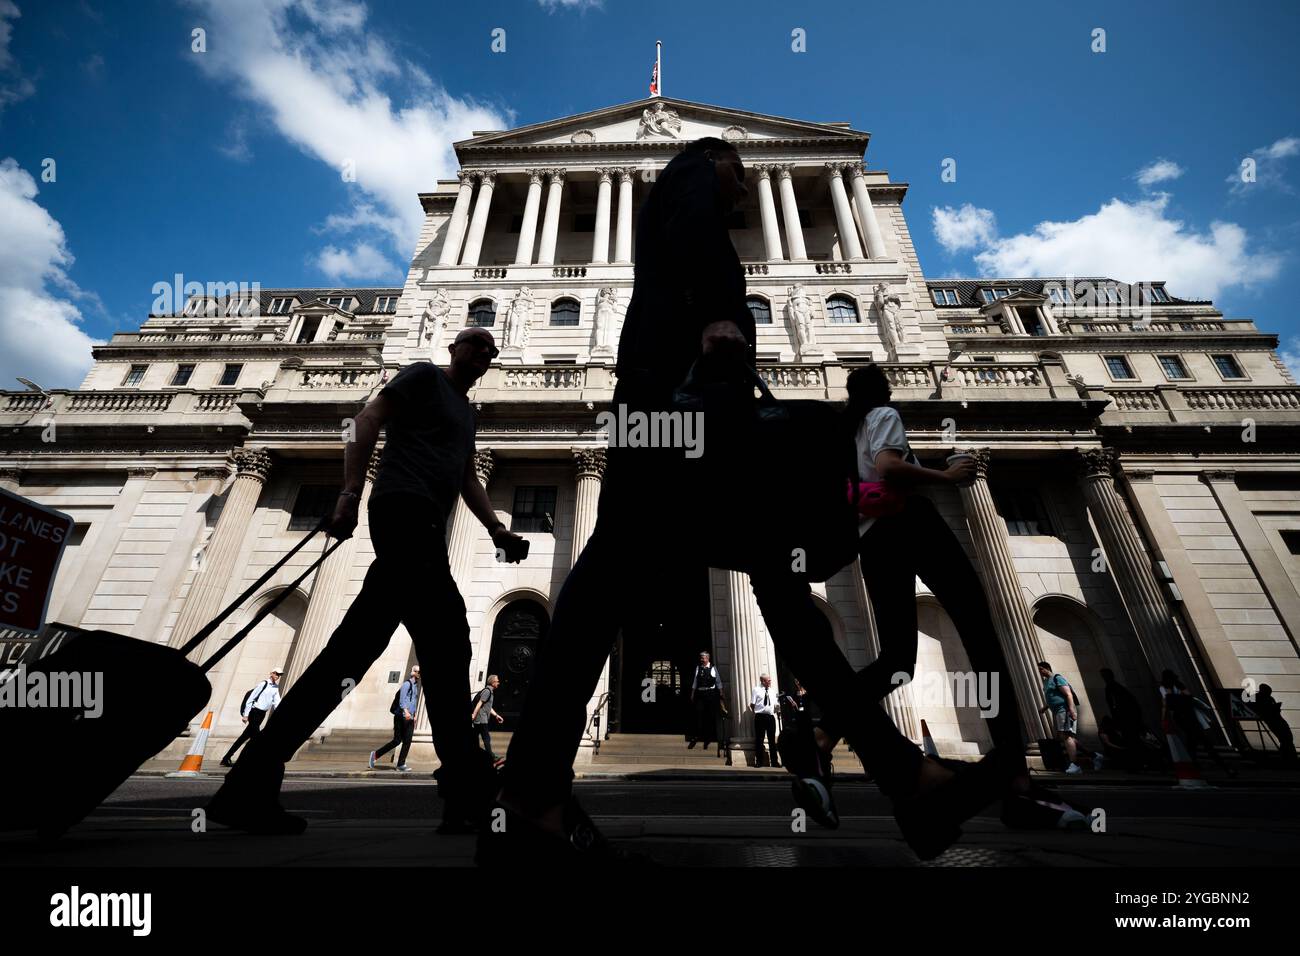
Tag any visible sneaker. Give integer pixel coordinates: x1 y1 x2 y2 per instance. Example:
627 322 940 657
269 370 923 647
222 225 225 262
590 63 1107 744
367 750 377 770
1092 753 1105 771
396 764 412 773
1065 763 1083 774
791 776 840 830
1001 793 1088 830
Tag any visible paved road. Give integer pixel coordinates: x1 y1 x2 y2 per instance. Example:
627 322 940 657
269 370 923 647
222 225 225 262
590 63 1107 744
3 775 1297 867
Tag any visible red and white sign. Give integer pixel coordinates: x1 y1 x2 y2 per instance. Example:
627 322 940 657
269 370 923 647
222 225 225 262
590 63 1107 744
0 487 75 635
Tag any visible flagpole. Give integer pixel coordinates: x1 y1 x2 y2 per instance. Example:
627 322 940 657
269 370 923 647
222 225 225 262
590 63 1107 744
656 39 662 97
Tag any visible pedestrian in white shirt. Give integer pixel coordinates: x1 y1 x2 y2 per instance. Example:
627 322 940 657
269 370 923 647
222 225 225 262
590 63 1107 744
221 668 282 768
750 674 780 768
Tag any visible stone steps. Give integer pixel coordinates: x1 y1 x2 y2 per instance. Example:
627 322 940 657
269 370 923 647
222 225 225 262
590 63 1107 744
592 733 730 766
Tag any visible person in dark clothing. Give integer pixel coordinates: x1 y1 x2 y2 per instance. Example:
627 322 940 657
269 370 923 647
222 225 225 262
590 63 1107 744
689 652 723 751
1253 683 1296 765
1101 668 1149 744
483 137 1009 864
471 675 504 762
220 668 282 767
206 327 528 835
750 674 780 768
1159 670 1236 777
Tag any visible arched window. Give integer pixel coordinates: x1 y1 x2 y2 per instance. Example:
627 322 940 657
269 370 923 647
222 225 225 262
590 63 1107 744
826 295 859 324
467 299 497 328
550 298 580 327
746 296 772 325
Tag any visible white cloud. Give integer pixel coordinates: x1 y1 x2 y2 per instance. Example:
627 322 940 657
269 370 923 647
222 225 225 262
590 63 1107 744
1135 158 1183 188
0 0 35 113
537 0 604 10
0 158 101 389
932 203 997 254
967 193 1280 301
315 242 400 282
182 0 509 271
1228 135 1300 196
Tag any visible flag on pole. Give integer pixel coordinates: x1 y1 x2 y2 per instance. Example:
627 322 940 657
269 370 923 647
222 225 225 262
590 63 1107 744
649 59 659 96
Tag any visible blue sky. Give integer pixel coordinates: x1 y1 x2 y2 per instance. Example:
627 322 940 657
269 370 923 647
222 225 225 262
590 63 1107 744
2 0 1298 387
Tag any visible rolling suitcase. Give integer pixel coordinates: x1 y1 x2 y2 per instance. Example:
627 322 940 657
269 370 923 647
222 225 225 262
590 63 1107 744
0 521 342 840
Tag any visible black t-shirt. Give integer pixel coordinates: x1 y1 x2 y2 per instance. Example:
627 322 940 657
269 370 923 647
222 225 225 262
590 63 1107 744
372 362 475 523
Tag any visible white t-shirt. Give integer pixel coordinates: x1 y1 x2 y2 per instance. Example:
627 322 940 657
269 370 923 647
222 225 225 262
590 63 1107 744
855 406 912 535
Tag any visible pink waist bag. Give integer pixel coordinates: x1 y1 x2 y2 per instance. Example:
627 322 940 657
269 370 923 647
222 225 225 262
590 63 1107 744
846 480 906 519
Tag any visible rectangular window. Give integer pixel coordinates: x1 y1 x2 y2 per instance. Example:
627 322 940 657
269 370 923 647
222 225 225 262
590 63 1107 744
288 483 341 531
268 297 293 315
1047 285 1073 304
1103 286 1122 305
1150 286 1171 303
1104 355 1136 380
1017 307 1047 336
1211 354 1246 379
993 488 1054 536
510 486 558 534
296 315 323 343
122 364 148 387
932 289 958 306
373 295 398 314
218 363 242 387
981 289 996 304
325 296 352 311
1157 355 1189 380
170 364 195 386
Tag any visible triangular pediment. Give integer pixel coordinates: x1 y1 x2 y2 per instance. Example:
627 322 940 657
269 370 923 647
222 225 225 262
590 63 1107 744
456 96 867 152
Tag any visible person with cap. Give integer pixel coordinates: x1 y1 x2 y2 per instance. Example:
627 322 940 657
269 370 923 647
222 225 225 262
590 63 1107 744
220 667 282 768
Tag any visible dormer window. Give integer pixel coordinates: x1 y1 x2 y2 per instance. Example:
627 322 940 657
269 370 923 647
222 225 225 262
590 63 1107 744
931 289 959 306
325 296 353 311
1047 285 1073 304
295 315 324 343
184 298 205 316
1149 286 1171 304
374 295 398 314
1101 285 1122 305
268 297 294 315
981 288 1012 303
1017 307 1048 337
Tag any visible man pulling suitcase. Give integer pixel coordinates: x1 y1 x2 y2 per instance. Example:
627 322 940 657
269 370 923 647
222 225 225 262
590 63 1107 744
207 326 528 835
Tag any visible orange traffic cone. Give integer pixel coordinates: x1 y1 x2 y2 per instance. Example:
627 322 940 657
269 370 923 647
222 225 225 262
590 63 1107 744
167 711 213 778
920 719 940 758
1164 719 1209 789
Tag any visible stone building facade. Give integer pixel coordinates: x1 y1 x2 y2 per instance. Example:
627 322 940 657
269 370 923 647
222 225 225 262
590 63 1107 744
2 96 1298 766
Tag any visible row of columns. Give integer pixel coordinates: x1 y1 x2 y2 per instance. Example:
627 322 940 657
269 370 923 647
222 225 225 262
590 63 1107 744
439 161 890 270
439 167 639 269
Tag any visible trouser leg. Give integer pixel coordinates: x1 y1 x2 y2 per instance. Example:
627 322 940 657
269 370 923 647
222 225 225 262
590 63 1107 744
374 715 404 759
396 720 414 765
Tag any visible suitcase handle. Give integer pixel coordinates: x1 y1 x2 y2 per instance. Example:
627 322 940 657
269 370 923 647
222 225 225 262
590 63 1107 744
177 519 341 669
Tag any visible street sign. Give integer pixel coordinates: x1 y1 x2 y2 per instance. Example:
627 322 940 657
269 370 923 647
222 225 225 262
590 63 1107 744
0 487 75 635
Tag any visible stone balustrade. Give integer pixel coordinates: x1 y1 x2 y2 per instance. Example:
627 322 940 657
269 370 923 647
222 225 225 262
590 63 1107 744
0 389 249 418
757 365 823 389
1183 387 1300 412
502 366 586 390
948 364 1042 388
294 367 382 390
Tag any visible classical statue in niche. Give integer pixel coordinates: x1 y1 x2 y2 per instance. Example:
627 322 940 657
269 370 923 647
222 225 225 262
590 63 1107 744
785 284 817 353
592 287 619 353
503 286 535 350
637 101 682 139
420 288 451 349
873 282 906 357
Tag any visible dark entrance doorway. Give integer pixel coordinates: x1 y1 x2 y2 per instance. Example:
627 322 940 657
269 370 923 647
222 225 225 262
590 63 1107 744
609 565 712 734
486 598 549 727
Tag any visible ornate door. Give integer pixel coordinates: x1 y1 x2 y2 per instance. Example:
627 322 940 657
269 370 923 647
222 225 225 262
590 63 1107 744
486 599 549 725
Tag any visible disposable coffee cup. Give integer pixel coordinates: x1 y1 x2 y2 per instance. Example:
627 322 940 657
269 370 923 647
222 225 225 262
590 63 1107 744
946 452 976 487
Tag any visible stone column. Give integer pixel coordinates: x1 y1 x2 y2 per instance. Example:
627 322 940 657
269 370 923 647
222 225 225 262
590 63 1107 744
438 170 477 266
614 169 634 263
777 165 808 261
725 572 771 762
848 164 888 259
591 168 612 265
513 169 544 266
825 163 864 261
1078 449 1189 679
460 170 496 268
754 165 784 262
850 557 920 740
284 453 380 684
955 450 1054 741
572 450 610 743
170 449 271 655
537 168 566 266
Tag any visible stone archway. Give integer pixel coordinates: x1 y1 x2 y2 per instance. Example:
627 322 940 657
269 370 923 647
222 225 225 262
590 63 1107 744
1032 596 1112 744
913 597 994 757
485 598 551 725
221 587 307 730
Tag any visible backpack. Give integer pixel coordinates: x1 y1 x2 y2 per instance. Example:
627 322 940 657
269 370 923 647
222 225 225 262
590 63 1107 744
391 680 412 717
241 680 268 715
471 687 490 713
